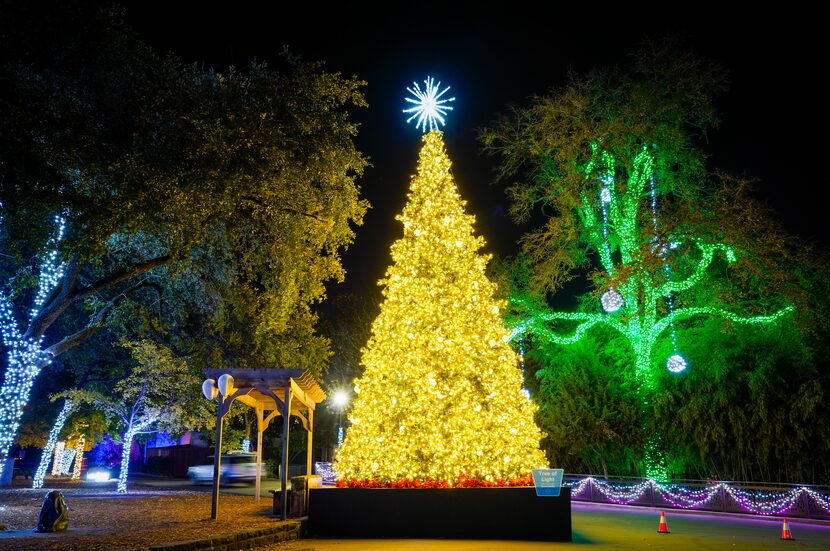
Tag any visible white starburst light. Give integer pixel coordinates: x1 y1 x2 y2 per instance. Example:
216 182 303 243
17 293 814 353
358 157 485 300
403 76 455 132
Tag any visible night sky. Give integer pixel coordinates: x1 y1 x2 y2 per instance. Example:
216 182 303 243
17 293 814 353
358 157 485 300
123 3 828 297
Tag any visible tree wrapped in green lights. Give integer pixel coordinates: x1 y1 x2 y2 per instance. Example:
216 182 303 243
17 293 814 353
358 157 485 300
482 43 795 478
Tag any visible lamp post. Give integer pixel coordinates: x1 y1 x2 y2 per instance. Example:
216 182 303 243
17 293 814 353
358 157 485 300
331 391 349 453
202 375 235 520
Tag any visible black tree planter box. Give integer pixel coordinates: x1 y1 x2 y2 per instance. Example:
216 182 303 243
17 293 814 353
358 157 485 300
306 486 571 541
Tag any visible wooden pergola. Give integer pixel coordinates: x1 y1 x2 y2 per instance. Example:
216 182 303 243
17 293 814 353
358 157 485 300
202 368 326 520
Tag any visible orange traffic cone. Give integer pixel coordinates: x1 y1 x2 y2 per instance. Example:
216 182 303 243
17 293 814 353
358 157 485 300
657 511 670 534
781 518 794 540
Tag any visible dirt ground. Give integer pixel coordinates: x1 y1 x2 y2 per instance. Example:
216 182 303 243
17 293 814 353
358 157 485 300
0 478 292 551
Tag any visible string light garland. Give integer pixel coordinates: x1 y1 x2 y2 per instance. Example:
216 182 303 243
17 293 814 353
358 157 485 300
519 337 531 399
649 174 686 373
0 214 66 479
565 477 830 516
241 438 250 453
33 399 74 489
335 118 546 484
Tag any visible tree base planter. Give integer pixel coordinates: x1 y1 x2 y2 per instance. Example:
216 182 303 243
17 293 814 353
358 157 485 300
306 486 571 541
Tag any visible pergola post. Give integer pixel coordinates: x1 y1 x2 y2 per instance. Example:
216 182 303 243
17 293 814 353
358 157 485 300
255 407 263 504
306 408 313 477
280 386 293 521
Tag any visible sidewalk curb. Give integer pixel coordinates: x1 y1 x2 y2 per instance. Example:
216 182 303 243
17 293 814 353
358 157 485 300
132 520 302 551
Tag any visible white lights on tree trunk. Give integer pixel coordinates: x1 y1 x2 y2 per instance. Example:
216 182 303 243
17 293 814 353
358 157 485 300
0 214 66 480
72 435 85 480
60 448 76 475
33 399 74 489
51 441 65 476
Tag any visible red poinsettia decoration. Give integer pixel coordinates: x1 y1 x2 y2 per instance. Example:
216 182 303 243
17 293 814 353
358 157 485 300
335 472 534 489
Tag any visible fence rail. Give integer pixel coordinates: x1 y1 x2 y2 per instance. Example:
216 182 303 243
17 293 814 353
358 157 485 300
563 474 830 520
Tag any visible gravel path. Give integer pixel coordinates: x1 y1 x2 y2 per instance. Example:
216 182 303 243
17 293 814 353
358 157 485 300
0 479 289 551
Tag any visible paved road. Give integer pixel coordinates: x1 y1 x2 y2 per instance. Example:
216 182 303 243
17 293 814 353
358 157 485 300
267 502 830 550
134 474 283 497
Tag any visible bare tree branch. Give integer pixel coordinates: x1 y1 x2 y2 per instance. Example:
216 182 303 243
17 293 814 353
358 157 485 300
73 255 170 302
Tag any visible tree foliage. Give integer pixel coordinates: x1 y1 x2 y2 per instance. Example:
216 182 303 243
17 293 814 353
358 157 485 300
0 1 369 468
483 39 826 481
1 2 368 367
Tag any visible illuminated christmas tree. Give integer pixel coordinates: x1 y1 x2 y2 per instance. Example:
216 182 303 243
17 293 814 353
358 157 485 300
336 80 546 483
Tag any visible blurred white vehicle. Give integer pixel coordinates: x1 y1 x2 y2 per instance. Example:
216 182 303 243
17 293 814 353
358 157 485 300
187 453 265 484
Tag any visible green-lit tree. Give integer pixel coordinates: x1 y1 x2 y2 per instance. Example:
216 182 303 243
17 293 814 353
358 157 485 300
482 42 798 478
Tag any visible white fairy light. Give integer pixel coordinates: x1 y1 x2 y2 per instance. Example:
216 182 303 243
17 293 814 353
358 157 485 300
600 188 612 203
564 477 830 516
51 441 65 476
117 415 158 493
649 175 686 374
72 435 85 480
60 448 76 475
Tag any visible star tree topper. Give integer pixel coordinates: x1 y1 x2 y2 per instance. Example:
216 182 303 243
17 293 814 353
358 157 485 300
403 76 455 132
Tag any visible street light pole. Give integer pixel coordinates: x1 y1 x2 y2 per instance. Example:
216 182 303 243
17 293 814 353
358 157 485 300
331 390 349 457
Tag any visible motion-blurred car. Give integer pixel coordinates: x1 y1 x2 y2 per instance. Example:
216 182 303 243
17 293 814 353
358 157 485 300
187 453 265 484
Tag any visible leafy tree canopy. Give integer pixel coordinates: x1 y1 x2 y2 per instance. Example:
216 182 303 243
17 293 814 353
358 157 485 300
0 1 369 374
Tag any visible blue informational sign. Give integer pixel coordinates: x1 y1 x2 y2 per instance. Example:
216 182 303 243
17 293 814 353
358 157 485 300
531 468 564 497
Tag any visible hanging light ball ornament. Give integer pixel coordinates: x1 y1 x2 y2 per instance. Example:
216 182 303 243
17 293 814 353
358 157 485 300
601 288 624 313
667 354 687 373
